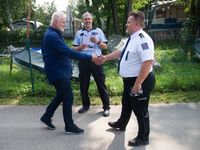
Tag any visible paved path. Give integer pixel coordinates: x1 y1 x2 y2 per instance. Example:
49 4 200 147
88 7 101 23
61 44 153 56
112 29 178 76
0 103 200 150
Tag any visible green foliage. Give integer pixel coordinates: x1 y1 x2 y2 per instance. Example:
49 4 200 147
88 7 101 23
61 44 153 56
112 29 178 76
150 91 200 103
155 39 182 50
159 49 189 63
0 0 56 30
0 26 47 46
104 61 123 96
154 62 200 92
155 38 198 62
132 0 152 11
0 0 29 29
0 29 27 43
154 39 200 93
29 25 48 41
1 39 200 105
64 39 74 47
74 0 152 36
180 17 196 53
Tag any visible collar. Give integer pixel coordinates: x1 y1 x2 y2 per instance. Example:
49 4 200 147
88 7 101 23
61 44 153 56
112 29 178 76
49 26 62 36
82 26 97 32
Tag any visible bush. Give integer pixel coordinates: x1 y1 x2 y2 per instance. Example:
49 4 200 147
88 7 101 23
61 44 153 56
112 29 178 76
0 25 47 43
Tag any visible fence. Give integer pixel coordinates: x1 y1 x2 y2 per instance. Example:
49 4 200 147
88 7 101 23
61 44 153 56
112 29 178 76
0 28 198 99
0 40 43 96
0 40 42 54
0 40 80 98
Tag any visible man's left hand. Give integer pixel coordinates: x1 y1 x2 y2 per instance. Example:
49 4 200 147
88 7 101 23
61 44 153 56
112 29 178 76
90 37 98 43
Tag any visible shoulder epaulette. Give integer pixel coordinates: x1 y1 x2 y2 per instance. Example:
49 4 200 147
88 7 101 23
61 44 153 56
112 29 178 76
139 33 145 39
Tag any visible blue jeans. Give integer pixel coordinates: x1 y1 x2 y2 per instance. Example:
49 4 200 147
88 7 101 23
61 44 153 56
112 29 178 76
42 78 74 127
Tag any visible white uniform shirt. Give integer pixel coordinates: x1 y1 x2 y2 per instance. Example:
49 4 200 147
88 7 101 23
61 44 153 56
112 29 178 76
119 29 154 78
73 27 107 56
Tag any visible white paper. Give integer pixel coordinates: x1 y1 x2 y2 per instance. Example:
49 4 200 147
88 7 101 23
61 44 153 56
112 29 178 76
83 36 94 51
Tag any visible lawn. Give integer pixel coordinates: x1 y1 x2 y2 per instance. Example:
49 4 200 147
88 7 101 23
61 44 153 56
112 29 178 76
0 39 200 105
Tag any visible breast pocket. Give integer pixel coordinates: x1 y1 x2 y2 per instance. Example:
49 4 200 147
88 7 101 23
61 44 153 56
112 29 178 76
125 50 135 61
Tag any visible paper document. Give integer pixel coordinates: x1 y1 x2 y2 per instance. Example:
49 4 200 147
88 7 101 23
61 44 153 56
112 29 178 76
83 36 94 50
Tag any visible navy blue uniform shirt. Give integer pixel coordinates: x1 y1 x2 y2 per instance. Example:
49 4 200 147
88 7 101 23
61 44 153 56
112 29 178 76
42 27 92 83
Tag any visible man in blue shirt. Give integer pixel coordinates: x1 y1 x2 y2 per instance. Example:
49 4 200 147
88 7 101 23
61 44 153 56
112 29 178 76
40 11 101 134
73 12 110 117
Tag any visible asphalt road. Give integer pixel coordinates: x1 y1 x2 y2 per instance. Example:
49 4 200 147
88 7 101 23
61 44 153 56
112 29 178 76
0 103 200 150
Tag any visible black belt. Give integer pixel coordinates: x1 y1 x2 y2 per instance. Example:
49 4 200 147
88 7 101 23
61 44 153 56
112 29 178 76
122 72 153 81
122 77 136 81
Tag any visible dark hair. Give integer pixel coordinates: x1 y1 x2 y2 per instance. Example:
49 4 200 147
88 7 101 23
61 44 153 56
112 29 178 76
129 11 145 28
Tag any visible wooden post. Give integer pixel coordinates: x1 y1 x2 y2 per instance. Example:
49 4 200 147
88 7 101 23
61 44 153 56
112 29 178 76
27 0 35 94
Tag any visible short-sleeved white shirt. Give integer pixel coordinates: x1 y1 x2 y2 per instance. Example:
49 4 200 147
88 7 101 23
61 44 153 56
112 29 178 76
119 29 154 78
73 27 107 56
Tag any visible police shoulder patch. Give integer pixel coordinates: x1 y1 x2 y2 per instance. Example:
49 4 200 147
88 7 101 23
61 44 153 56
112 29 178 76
141 43 149 50
139 33 145 38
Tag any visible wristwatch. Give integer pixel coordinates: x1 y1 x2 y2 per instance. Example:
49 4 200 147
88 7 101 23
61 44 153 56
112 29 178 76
97 41 101 45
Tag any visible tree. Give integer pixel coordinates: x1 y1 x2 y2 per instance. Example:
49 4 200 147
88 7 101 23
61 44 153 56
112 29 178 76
71 0 154 36
110 0 120 35
122 0 132 36
177 0 200 34
32 0 57 26
0 0 30 30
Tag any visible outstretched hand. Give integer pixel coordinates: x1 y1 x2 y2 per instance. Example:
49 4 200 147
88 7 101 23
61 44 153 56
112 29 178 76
99 54 107 64
92 54 103 65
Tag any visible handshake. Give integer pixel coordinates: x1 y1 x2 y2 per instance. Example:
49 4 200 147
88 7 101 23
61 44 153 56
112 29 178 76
91 54 107 65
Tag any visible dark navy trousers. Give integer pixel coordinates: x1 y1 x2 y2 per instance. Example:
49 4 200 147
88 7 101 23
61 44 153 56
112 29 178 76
42 78 74 127
118 72 155 139
78 60 110 110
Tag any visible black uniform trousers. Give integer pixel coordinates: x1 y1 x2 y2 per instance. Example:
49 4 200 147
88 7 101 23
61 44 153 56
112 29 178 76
78 60 110 110
118 72 155 139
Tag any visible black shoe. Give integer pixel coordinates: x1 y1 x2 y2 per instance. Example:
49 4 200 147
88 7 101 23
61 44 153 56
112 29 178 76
128 137 149 146
40 117 55 130
78 107 89 113
103 109 110 117
108 121 126 131
65 124 84 134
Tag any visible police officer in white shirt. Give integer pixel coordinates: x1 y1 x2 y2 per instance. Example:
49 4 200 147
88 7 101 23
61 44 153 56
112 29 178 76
73 12 110 117
100 11 155 146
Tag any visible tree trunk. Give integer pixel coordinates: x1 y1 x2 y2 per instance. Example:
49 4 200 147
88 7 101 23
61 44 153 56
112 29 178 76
91 0 102 29
110 0 120 35
86 0 90 7
106 16 110 38
6 6 13 30
190 0 200 34
123 0 132 36
195 0 200 31
127 0 132 14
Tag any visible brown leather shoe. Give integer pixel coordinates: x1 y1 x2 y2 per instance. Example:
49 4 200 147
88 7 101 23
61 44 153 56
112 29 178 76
108 121 126 131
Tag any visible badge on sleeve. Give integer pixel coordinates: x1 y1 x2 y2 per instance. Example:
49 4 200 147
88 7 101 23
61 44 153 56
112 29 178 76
141 43 149 50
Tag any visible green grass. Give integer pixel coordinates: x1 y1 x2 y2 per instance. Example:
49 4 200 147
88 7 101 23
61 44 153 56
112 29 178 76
0 91 199 105
0 39 200 105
